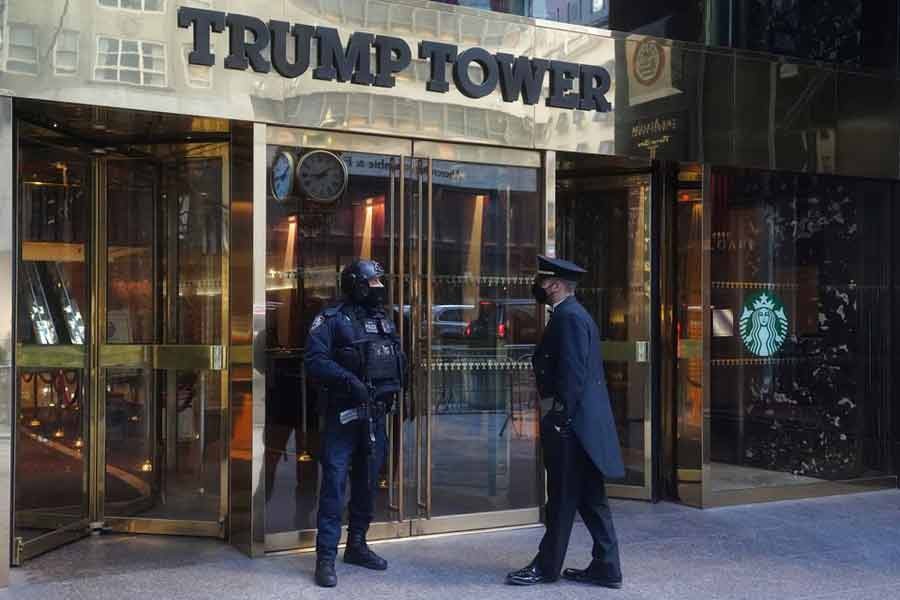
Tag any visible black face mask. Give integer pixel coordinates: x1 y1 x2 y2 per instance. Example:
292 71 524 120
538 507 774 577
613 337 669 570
531 282 549 305
364 285 387 308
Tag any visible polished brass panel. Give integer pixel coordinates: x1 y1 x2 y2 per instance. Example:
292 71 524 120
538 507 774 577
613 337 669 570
425 156 433 519
0 96 13 584
607 483 652 501
533 27 616 155
98 345 225 370
228 121 255 557
600 341 646 362
1 0 900 180
544 151 556 258
411 508 541 536
705 476 898 508
105 517 224 538
264 521 410 554
230 345 252 366
15 344 86 368
15 522 89 566
413 142 540 168
249 123 268 557
267 126 412 156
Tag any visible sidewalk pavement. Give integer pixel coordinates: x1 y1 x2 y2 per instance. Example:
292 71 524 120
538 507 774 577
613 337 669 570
4 490 899 600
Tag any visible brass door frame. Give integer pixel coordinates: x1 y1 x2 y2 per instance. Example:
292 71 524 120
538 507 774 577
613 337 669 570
261 127 413 552
259 129 544 552
12 131 94 565
12 128 233 564
98 150 230 537
407 141 544 534
550 156 656 502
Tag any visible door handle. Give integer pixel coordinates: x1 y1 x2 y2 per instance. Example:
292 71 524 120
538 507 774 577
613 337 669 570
635 341 649 363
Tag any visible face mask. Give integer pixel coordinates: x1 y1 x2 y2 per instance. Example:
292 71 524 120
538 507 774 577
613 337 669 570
364 285 387 308
531 282 549 305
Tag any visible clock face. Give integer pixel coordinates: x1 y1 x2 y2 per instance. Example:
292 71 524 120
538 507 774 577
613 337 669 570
296 150 347 204
271 151 295 201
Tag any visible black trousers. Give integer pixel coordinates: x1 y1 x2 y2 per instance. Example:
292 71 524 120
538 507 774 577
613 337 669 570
537 414 622 580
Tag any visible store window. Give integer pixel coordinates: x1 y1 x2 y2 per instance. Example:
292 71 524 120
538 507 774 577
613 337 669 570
708 167 893 492
54 31 79 76
7 23 38 75
94 37 166 88
98 0 165 12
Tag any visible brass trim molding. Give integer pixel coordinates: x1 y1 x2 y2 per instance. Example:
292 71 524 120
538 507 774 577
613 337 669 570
16 344 86 368
98 344 225 370
267 126 412 156
704 476 898 508
104 517 224 538
265 521 409 554
413 141 541 168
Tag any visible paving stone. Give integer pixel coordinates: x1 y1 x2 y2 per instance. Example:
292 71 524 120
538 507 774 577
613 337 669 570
4 490 899 600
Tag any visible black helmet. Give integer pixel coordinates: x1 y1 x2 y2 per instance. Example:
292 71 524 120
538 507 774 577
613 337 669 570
340 259 386 305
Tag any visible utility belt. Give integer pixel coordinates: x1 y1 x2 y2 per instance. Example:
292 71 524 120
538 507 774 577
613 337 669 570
327 390 396 423
338 401 389 425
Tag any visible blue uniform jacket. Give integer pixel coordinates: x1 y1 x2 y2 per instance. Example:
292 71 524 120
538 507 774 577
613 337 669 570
532 296 625 479
304 304 405 399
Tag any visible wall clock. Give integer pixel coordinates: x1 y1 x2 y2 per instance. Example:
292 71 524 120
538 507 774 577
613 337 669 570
271 150 295 201
296 150 348 204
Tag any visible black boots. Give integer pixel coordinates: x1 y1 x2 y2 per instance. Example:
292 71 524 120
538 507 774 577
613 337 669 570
315 558 337 588
316 533 386 587
343 532 388 571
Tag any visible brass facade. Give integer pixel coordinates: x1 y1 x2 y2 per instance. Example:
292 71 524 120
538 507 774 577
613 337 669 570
0 0 896 585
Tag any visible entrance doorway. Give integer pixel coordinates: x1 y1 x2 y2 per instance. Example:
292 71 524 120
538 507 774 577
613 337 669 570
555 154 657 500
263 129 544 550
13 101 232 563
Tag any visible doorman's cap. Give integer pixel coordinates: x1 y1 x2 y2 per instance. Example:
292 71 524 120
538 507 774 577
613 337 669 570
536 255 587 282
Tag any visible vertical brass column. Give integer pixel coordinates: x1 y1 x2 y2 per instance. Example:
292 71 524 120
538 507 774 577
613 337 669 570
249 123 268 555
227 121 258 555
0 97 14 588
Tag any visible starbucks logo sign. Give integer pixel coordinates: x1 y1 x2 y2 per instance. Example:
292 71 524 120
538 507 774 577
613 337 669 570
739 292 788 357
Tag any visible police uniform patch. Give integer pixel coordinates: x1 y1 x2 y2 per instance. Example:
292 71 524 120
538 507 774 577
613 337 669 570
310 315 325 331
364 319 379 334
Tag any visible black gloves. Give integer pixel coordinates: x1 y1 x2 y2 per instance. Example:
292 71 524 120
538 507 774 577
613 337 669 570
547 410 574 438
348 377 371 406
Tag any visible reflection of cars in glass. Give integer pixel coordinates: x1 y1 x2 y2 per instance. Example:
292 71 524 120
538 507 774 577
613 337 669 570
464 299 540 356
432 304 474 340
390 304 475 342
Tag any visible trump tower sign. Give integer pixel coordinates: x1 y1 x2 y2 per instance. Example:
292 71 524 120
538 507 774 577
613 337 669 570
177 6 613 113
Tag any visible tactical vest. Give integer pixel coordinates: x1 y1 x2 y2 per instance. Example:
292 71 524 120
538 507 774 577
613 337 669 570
330 303 402 400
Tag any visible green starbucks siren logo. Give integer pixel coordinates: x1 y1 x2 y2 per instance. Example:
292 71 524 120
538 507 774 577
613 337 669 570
739 292 788 357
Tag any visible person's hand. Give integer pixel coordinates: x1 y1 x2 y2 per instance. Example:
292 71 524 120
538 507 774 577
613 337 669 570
348 377 370 406
549 412 573 438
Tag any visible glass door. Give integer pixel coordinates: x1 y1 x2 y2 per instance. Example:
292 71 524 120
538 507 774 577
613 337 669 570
13 128 92 563
262 130 545 549
262 130 412 551
405 143 544 534
12 108 233 563
555 158 654 499
98 150 229 535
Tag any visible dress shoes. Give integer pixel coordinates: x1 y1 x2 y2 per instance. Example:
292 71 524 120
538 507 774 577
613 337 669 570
562 565 622 589
506 559 556 586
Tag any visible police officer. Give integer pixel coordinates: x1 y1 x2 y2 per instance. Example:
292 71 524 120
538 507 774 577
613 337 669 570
305 259 405 588
506 255 625 588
